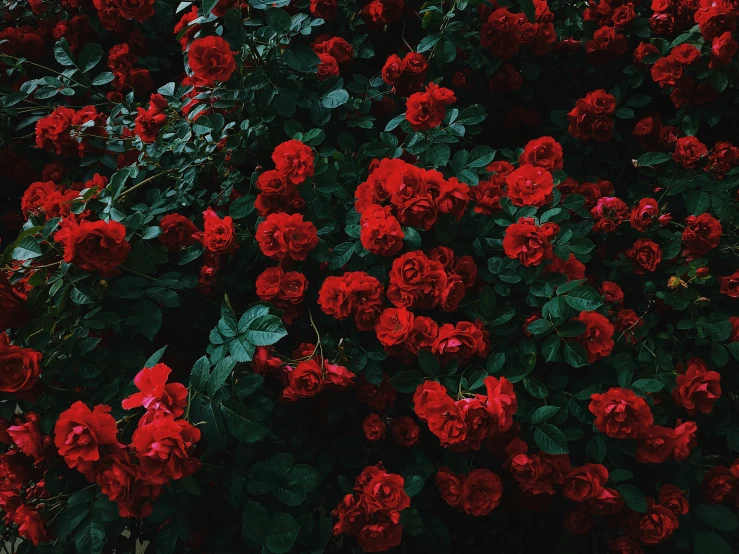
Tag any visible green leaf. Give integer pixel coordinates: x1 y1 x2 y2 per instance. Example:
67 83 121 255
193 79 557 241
456 104 487 125
322 89 349 109
283 44 320 73
586 435 606 462
631 379 664 393
404 475 425 497
418 349 440 377
541 334 561 361
78 43 102 73
523 376 548 398
517 0 535 22
390 370 425 393
636 152 672 166
527 319 552 335
265 513 300 554
12 236 42 260
466 146 495 168
54 505 90 538
426 143 450 167
534 423 568 454
530 406 560 425
563 342 588 368
608 469 633 483
564 286 603 312
75 520 106 554
694 504 739 531
694 530 732 554
242 501 270 548
230 195 255 219
220 400 269 443
617 484 647 513
144 346 167 369
190 356 211 392
486 352 505 374
265 8 292 33
207 356 236 396
385 113 407 132
288 465 321 491
92 72 115 85
54 39 75 67
245 315 287 346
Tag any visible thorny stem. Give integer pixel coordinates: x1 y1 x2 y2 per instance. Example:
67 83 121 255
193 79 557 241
308 310 324 366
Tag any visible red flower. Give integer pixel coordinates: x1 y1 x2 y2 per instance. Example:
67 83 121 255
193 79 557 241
134 107 166 143
720 270 739 297
112 0 155 22
682 213 722 258
658 484 689 515
281 360 324 401
592 197 628 233
673 136 708 168
198 208 237 254
484 376 518 434
629 198 659 231
626 238 662 274
7 413 45 464
589 388 653 439
519 136 564 171
0 278 28 330
159 214 198 252
703 466 737 503
601 281 624 305
506 164 554 207
461 469 503 516
363 414 386 441
629 498 679 544
548 253 586 281
562 464 608 502
272 140 315 185
362 471 410 513
310 0 337 19
131 416 201 484
710 31 738 67
567 90 616 142
673 358 721 414
503 218 553 266
362 0 404 28
671 420 698 461
360 204 404 256
391 416 419 447
121 363 188 418
635 425 675 464
405 83 456 131
317 53 340 80
433 321 487 365
54 401 118 471
35 106 76 155
435 467 463 508
357 521 403 553
375 307 414 347
54 219 131 277
187 36 236 86
12 505 50 545
0 338 41 394
574 311 614 362
256 212 318 261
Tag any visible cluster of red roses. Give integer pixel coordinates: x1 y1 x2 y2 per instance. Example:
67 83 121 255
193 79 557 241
362 414 420 447
106 42 154 100
567 89 617 142
360 0 404 29
54 363 199 519
134 93 168 144
318 271 384 332
35 104 107 158
479 3 557 60
256 266 309 324
381 51 428 96
0 412 54 545
435 466 504 515
21 174 107 221
332 463 411 553
254 140 314 217
312 35 354 80
355 158 470 254
375 307 489 365
405 83 457 131
413 377 517 451
703 458 739 507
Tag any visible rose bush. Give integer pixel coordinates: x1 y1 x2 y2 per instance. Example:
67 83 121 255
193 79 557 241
1 0 739 553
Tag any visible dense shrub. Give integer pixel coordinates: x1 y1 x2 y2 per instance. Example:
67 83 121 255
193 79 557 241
1 0 739 552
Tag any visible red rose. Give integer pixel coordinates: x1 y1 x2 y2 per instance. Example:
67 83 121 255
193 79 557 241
54 401 118 471
0 278 28 330
159 213 198 252
357 521 403 553
720 270 739 297
362 0 404 28
601 281 624 305
54 219 130 277
360 204 404 256
673 136 708 169
281 360 324 401
310 0 337 19
278 271 308 304
671 43 700 65
503 217 553 266
505 164 554 207
626 238 662 274
433 321 486 365
317 53 340 80
484 375 518 434
682 213 721 257
381 54 403 84
658 484 688 515
673 357 721 414
256 212 318 261
333 493 367 536
197 208 236 254
731 316 739 342
363 414 386 441
703 466 737 504
21 181 57 218
519 136 564 171
548 253 586 281
11 505 49 546
461 469 502 516
591 196 628 233
363 470 410 514
635 425 675 464
375 307 414 347
629 198 659 231
405 83 456 131
7 413 44 463
121 363 188 418
672 420 698 461
634 42 659 63
470 178 505 214
562 463 608 502
134 107 166 143
574 311 614 362
609 537 644 554
435 467 463 508
404 316 439 355
188 36 236 86
706 140 739 176
710 31 738 67
0 339 41 394
589 387 653 439
437 177 470 219
132 416 200 484
629 499 679 544
112 0 154 21
323 37 354 64
35 106 76 155
272 140 314 185
255 267 283 301
391 416 419 447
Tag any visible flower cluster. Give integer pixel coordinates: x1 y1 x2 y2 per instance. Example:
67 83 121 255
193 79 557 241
435 467 503 515
318 271 384 331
